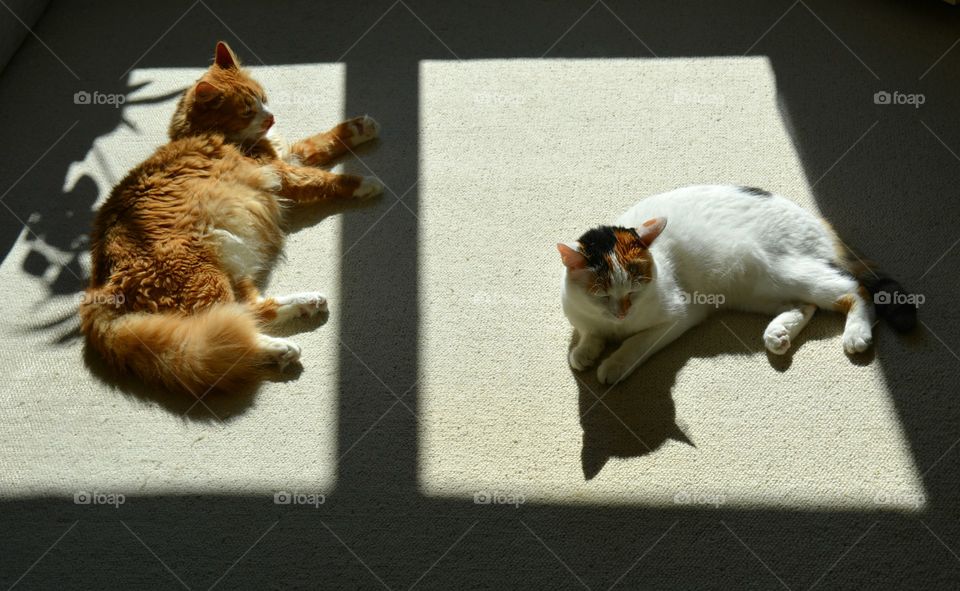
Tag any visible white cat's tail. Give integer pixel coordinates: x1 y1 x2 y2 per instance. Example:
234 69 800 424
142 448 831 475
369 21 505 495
833 246 917 333
80 294 270 395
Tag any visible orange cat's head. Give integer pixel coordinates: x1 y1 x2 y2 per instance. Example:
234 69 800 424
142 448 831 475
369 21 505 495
168 41 274 145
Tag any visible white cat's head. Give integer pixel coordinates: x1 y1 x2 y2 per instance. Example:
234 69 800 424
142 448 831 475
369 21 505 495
558 218 666 320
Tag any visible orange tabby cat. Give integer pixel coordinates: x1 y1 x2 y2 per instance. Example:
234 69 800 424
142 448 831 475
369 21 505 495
80 41 382 395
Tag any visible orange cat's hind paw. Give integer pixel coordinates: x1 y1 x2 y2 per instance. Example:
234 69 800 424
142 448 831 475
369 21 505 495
257 335 302 369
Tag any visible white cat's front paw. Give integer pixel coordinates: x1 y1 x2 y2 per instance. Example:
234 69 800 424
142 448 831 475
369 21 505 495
353 176 384 199
569 345 600 371
597 357 633 385
764 325 791 355
349 115 380 145
842 321 873 354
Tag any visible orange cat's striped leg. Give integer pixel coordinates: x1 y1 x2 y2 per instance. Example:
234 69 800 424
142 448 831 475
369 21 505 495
287 115 379 167
277 163 383 202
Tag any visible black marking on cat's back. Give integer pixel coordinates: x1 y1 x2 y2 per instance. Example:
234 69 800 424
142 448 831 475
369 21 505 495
740 186 772 197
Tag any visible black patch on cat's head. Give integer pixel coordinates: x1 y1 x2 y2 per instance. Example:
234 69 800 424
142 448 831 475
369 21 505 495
577 226 639 273
740 186 771 197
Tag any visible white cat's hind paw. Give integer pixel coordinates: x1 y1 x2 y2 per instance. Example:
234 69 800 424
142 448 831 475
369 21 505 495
764 325 792 355
353 176 384 199
842 321 873 354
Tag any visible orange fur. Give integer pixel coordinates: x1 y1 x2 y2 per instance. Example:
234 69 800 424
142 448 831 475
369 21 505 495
81 41 379 395
289 116 376 166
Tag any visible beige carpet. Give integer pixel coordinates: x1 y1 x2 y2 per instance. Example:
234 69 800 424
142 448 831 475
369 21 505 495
2 1 958 588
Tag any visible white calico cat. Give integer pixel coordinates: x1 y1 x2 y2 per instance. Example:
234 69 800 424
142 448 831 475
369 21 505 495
558 185 916 385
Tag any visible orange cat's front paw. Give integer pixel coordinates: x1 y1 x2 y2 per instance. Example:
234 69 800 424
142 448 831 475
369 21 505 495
346 115 380 146
353 176 384 199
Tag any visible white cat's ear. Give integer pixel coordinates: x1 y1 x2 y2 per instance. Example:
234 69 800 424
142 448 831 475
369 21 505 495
636 217 667 248
194 81 221 102
214 41 239 69
557 243 588 270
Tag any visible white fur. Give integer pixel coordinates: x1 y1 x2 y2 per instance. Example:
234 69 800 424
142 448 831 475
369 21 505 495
210 228 264 279
561 185 875 384
350 115 380 144
272 292 328 321
256 334 301 369
353 177 384 199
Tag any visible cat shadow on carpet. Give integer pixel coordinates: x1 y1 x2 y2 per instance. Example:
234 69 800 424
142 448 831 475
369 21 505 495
574 311 849 480
81 311 328 421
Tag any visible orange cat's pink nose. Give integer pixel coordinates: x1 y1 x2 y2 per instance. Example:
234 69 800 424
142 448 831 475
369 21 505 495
262 114 275 130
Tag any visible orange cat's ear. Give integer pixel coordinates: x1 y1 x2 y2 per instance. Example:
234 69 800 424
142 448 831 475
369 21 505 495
557 243 588 271
636 217 667 248
194 81 221 102
214 41 239 69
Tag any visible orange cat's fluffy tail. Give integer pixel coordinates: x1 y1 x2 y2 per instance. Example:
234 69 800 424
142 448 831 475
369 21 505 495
80 297 266 395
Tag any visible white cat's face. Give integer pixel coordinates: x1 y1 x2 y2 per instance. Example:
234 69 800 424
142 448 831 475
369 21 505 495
558 219 666 321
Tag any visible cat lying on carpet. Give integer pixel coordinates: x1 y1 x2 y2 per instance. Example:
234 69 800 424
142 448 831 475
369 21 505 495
80 41 381 395
559 185 917 385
